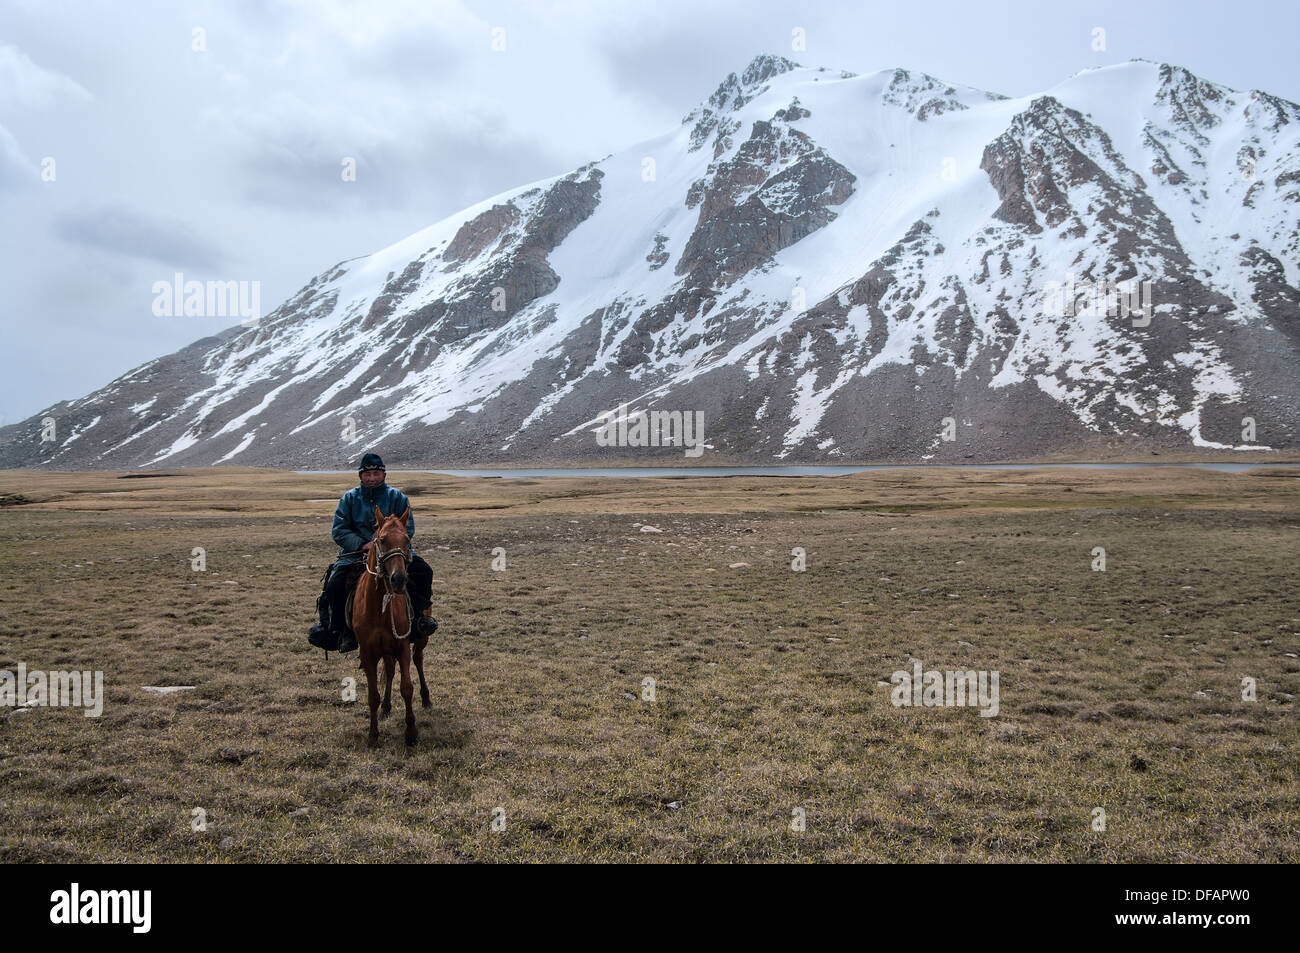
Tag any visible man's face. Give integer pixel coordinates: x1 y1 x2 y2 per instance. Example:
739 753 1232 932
360 468 385 488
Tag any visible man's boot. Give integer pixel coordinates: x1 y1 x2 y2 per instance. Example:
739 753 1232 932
308 601 339 651
336 624 357 653
412 598 438 638
308 623 338 650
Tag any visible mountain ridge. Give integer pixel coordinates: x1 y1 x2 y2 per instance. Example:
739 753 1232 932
5 53 1299 469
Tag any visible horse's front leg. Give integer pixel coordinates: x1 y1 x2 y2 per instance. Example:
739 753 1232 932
400 642 417 746
413 637 431 708
361 648 380 748
381 655 395 718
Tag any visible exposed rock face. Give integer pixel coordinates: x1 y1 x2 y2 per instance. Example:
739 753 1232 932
883 67 1007 119
680 105 856 288
3 54 1298 469
390 166 604 349
683 53 801 152
442 202 523 265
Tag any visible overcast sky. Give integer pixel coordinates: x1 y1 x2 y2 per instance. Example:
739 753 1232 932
3 0 1298 425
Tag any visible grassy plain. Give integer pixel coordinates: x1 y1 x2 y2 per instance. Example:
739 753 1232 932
0 465 1296 862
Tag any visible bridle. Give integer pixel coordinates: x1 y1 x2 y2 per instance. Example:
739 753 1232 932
364 529 412 640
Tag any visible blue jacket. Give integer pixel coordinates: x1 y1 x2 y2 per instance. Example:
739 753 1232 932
331 481 416 565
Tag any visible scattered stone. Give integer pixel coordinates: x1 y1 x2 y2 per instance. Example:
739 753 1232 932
666 801 682 810
216 746 258 764
640 525 662 533
729 562 749 568
142 686 196 695
958 640 973 647
288 807 311 818
621 692 636 700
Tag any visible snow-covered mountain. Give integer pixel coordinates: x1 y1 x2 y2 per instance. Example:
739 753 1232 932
6 54 1299 468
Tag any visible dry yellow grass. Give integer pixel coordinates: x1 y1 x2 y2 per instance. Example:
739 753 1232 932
0 466 1297 862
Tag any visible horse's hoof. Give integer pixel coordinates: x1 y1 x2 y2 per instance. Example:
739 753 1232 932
380 706 391 719
421 695 431 708
366 732 378 748
405 734 418 747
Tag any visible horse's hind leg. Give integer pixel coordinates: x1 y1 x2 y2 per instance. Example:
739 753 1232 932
413 638 431 708
381 655 395 718
362 652 380 747
400 643 417 746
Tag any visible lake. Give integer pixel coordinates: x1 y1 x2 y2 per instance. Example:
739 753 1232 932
296 462 1300 479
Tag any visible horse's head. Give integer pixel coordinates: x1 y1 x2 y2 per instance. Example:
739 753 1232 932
372 504 411 591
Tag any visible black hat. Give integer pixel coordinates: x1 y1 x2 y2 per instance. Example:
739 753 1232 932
358 452 386 473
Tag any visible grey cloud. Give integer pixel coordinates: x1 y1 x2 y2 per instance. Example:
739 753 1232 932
596 5 783 117
51 204 230 270
0 43 93 109
222 99 579 215
0 123 35 190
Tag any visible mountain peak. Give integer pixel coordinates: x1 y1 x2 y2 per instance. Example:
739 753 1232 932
740 53 801 87
880 66 1007 116
7 58 1300 468
701 53 802 114
683 53 804 152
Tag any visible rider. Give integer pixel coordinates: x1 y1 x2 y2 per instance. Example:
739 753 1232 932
308 452 437 653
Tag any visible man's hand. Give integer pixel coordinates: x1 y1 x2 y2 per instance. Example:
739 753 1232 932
361 541 374 552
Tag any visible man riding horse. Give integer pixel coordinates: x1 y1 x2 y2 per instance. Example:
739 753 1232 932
308 452 437 653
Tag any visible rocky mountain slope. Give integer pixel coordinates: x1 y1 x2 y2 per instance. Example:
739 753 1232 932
5 53 1298 468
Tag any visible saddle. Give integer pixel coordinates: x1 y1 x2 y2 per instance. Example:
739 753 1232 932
336 564 364 635
339 565 414 635
314 562 362 635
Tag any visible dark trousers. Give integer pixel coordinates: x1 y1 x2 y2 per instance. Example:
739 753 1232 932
323 554 433 633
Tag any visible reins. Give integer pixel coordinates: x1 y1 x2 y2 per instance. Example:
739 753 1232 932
362 529 412 641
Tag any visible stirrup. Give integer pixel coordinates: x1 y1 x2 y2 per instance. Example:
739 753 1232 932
308 624 339 651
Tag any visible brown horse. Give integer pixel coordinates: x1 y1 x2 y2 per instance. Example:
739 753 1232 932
352 505 432 746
